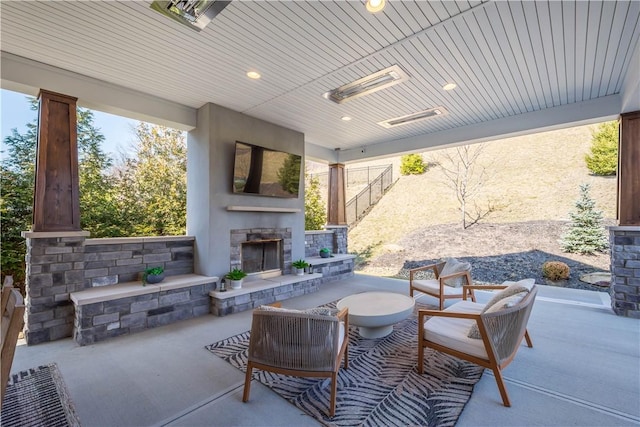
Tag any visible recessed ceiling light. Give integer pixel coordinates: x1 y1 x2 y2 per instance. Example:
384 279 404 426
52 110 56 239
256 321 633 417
442 83 457 91
366 0 386 13
246 71 261 79
341 116 352 121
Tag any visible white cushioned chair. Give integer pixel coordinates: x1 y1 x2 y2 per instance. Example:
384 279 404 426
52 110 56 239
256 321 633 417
409 258 475 310
417 282 537 407
243 305 349 417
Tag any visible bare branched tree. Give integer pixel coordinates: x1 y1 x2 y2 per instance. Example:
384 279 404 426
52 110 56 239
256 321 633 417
437 144 495 229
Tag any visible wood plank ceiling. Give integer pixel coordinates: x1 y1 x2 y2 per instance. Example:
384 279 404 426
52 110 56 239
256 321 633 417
1 1 639 159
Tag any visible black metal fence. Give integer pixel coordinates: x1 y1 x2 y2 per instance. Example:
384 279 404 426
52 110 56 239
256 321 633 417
345 165 394 226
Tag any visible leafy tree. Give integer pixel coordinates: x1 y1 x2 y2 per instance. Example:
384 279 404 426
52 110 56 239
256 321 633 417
114 123 187 236
277 154 301 195
438 144 494 229
561 183 608 254
77 109 122 237
400 154 427 175
305 172 326 230
585 121 618 176
0 101 38 290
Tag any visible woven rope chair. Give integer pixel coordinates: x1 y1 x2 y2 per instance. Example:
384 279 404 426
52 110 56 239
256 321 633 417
242 307 349 417
1 286 25 408
409 260 476 310
418 285 538 407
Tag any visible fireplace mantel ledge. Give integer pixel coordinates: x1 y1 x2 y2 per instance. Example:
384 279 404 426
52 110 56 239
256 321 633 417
227 206 301 213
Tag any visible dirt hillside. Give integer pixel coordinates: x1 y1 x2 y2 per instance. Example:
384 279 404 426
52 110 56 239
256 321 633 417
347 123 617 281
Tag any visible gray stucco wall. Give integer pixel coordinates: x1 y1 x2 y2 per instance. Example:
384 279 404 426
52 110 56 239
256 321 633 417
187 103 306 279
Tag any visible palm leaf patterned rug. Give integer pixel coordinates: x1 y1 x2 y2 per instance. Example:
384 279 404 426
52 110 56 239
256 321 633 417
205 301 483 427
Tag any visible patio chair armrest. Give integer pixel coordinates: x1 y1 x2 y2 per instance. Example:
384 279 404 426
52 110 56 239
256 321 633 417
418 308 480 322
462 284 507 299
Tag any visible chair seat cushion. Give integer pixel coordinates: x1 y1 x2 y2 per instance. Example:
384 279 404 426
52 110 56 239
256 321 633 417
413 279 464 296
423 301 488 360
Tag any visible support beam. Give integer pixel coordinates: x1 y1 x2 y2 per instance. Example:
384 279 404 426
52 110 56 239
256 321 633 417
327 163 347 226
618 111 640 226
33 90 80 231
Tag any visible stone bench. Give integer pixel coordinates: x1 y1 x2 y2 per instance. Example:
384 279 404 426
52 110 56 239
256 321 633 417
70 274 218 345
210 254 356 316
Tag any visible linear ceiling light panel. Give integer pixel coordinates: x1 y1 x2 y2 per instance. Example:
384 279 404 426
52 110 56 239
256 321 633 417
378 107 448 128
150 0 231 31
324 65 409 104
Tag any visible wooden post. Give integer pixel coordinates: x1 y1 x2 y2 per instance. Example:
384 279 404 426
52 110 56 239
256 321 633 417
327 163 347 225
33 90 80 231
618 111 640 226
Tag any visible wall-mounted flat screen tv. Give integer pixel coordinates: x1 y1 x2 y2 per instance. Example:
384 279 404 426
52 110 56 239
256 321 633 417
232 141 301 198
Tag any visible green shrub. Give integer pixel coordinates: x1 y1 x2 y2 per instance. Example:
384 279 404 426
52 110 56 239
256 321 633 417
585 121 618 176
542 261 570 281
400 154 427 175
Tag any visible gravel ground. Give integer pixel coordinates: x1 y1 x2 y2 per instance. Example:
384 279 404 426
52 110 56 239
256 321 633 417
355 220 612 292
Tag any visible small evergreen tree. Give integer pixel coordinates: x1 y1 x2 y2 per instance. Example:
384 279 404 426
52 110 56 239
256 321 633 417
585 121 618 176
400 153 427 175
305 173 326 230
560 183 608 254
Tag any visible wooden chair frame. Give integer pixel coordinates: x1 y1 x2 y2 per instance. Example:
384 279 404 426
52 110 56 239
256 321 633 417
418 286 537 407
1 286 25 408
409 261 476 310
243 307 349 417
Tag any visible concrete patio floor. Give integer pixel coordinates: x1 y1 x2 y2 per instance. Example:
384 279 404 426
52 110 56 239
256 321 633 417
10 274 640 426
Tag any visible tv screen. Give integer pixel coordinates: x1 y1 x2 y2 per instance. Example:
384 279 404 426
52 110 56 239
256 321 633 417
232 141 301 198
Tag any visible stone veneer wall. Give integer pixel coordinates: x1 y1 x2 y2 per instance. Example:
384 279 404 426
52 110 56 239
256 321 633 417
74 282 213 345
304 225 348 257
21 232 195 345
609 226 640 318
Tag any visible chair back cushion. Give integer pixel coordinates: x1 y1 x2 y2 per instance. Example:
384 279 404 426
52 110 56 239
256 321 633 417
440 258 471 287
482 279 534 311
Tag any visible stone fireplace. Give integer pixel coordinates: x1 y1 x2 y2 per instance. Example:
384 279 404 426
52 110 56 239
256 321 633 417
230 228 292 276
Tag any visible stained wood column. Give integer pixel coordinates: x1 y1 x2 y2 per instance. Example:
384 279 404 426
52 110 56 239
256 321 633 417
327 163 347 225
33 90 80 231
618 111 640 225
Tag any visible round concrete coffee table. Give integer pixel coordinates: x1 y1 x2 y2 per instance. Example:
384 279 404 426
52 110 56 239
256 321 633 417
336 292 415 339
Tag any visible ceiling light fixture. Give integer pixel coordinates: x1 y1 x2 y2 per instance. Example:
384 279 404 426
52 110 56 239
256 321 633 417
150 0 231 32
246 71 261 79
366 0 386 13
378 106 448 128
324 65 409 104
341 116 352 121
442 83 457 91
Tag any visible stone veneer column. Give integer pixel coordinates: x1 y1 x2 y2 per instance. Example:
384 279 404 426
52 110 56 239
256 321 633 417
609 226 640 318
324 225 348 254
21 231 89 345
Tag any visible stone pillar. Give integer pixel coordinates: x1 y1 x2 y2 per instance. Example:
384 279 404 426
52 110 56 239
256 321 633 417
325 225 348 254
327 163 347 225
609 227 640 318
609 112 640 317
21 231 89 345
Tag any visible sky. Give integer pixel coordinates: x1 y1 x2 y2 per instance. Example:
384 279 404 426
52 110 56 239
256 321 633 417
1 88 139 159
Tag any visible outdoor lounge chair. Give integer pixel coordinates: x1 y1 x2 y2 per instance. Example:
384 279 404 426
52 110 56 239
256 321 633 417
242 305 349 417
417 282 538 407
409 258 475 310
1 285 25 408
